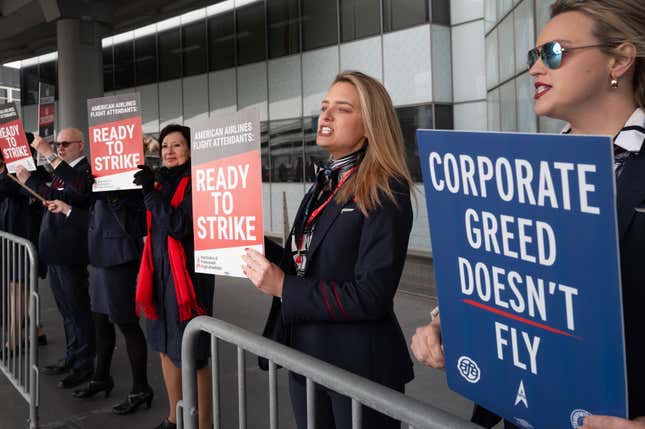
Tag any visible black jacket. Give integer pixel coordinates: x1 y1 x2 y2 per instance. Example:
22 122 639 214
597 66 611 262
0 168 46 241
86 191 146 267
0 167 50 276
26 158 92 265
262 178 415 388
616 148 645 418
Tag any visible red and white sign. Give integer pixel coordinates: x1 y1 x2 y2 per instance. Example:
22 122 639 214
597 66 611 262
0 103 35 173
87 94 143 191
37 82 56 166
191 108 264 277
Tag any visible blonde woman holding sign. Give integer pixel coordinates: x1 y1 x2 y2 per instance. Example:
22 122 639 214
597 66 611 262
412 0 645 427
243 71 415 428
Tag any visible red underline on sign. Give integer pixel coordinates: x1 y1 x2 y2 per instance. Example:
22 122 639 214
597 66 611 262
462 299 582 340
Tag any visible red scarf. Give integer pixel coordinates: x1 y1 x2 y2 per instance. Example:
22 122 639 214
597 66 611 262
136 176 206 322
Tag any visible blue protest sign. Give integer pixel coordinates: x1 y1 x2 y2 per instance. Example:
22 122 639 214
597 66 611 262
417 130 627 429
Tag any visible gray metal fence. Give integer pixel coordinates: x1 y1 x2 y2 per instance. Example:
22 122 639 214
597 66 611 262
0 231 40 429
178 316 480 429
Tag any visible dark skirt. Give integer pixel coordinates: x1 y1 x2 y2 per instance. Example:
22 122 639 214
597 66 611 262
91 261 139 324
146 272 214 368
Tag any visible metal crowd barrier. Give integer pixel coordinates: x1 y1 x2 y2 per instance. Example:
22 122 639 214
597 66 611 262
178 316 480 429
0 231 40 429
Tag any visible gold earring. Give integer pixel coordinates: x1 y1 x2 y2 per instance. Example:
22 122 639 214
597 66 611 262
610 77 619 88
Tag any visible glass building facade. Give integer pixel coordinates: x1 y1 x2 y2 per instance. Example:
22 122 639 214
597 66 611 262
11 0 569 253
484 0 565 133
16 0 455 253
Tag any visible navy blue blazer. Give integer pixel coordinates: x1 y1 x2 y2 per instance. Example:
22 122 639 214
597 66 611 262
26 158 92 265
262 178 415 389
87 191 146 268
616 149 645 418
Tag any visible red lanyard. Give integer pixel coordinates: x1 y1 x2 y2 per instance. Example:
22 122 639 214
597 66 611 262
296 166 357 256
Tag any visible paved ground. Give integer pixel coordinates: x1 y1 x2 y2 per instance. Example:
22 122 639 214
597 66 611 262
0 274 476 429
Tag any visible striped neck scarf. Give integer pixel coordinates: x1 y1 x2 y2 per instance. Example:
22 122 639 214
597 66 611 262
291 148 365 276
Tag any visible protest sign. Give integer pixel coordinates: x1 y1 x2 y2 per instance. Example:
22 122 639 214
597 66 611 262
37 82 56 166
418 130 627 429
0 102 35 173
87 93 143 191
191 108 263 277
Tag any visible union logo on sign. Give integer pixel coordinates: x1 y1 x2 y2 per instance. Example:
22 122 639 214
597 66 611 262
457 356 481 383
570 409 590 428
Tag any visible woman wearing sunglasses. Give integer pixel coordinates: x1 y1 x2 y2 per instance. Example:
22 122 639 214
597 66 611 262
412 0 645 427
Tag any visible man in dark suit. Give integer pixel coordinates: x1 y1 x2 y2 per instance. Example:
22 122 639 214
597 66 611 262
17 128 95 388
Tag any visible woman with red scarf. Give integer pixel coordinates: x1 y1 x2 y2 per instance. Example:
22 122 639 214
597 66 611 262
133 124 213 429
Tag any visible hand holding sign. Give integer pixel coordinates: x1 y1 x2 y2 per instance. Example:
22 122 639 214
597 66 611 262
133 164 155 193
411 316 445 369
242 248 285 298
582 416 645 429
15 165 31 183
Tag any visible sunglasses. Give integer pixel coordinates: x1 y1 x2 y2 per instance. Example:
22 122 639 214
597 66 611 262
527 40 606 70
55 140 82 148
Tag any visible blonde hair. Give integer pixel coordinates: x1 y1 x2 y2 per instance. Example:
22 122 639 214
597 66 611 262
550 0 645 108
331 71 414 216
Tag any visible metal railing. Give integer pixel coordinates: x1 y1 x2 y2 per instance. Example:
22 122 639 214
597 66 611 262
178 316 480 429
0 231 40 429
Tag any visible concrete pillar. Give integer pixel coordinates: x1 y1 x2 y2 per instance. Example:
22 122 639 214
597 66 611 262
57 18 107 139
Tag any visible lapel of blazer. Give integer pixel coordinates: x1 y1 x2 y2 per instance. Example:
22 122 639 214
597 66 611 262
616 151 645 241
279 184 315 270
305 195 347 261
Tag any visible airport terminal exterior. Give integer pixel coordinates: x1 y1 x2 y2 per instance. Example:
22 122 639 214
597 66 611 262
5 0 564 254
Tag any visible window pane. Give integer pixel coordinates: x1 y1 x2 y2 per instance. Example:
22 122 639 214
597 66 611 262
103 46 114 92
268 0 300 58
114 41 135 89
38 61 58 99
135 34 158 86
270 119 304 183
383 0 428 33
183 20 207 76
237 2 266 66
20 65 38 105
303 116 327 183
340 0 380 42
302 0 338 51
208 10 235 71
261 121 271 182
434 104 454 130
431 0 450 25
159 29 182 81
396 104 433 182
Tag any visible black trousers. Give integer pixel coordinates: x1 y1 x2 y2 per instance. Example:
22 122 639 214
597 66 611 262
471 404 520 429
289 373 403 429
48 264 95 370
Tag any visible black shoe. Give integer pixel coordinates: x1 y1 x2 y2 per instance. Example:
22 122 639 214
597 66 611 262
41 359 72 375
153 419 176 429
112 387 154 415
58 367 93 389
72 376 114 398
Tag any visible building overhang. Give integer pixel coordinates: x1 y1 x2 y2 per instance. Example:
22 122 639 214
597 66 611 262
0 0 220 64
